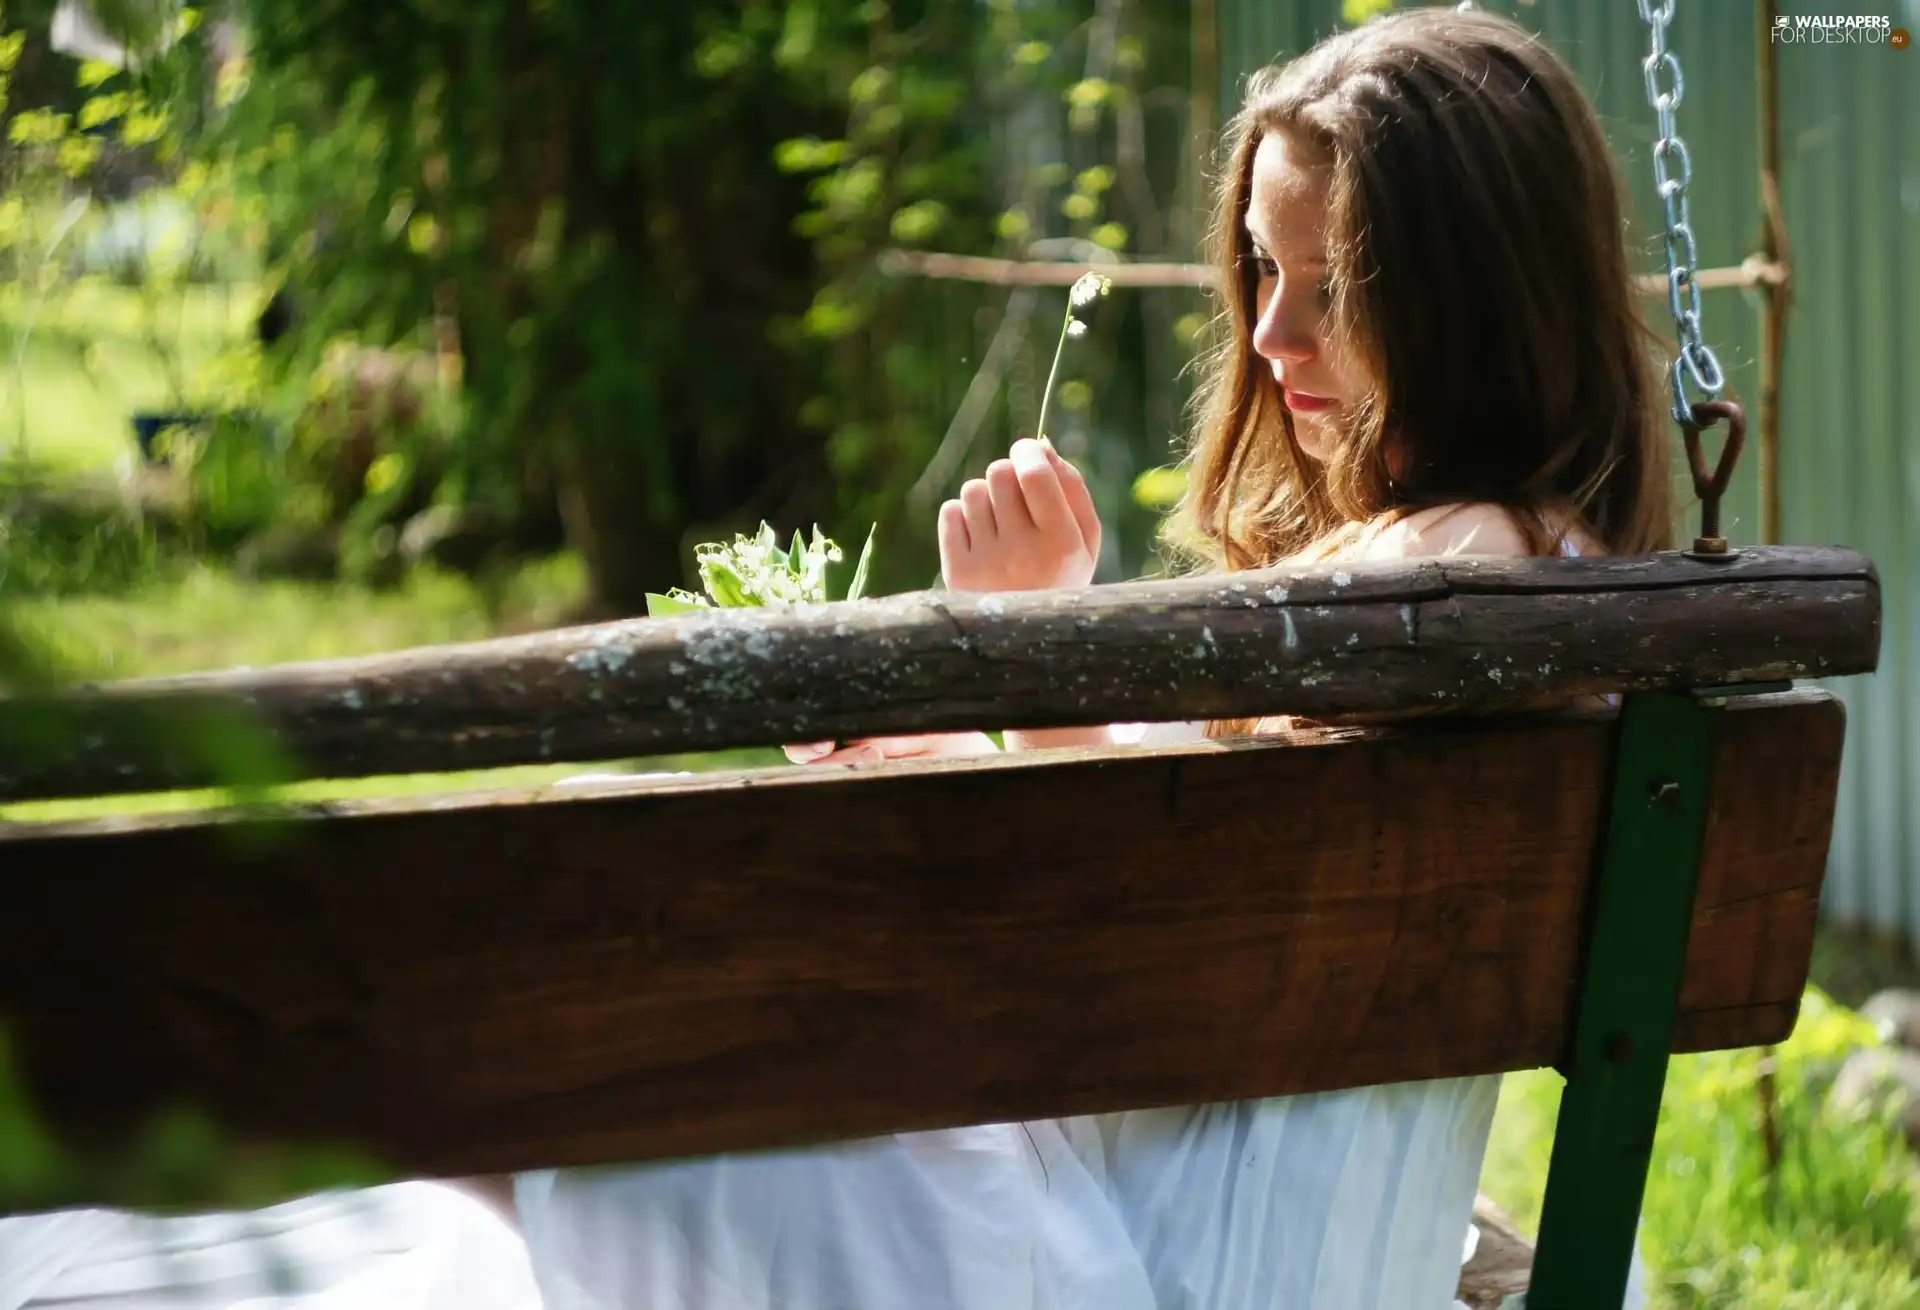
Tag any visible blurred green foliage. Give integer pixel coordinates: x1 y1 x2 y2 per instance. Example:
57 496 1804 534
0 1028 389 1215
188 0 1206 610
6 0 1208 609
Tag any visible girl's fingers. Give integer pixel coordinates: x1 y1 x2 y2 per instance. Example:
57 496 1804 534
959 477 998 543
984 458 1036 537
1011 438 1071 537
1044 442 1102 556
815 744 885 768
808 733 995 765
791 739 883 767
937 498 971 565
784 741 837 763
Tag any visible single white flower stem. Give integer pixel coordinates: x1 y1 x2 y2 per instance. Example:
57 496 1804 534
1034 304 1076 444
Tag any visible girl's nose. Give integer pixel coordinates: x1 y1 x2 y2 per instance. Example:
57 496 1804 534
1252 284 1318 364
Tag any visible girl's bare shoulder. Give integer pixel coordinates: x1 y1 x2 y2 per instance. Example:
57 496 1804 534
1354 503 1534 561
1350 503 1606 562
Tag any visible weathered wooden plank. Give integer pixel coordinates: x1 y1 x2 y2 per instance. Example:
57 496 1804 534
0 546 1878 802
0 692 1840 1183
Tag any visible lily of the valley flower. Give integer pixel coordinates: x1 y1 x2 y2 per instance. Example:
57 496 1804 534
646 522 877 616
1069 271 1111 311
1036 271 1112 443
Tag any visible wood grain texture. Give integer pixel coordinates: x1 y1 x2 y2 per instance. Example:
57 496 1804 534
0 546 1878 801
0 693 1840 1185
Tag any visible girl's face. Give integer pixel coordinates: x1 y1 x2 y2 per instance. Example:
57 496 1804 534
1246 131 1364 463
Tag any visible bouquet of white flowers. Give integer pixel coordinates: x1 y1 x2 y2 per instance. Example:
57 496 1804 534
645 521 877 616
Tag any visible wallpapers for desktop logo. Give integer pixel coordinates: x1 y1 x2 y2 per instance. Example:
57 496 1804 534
1771 13 1907 45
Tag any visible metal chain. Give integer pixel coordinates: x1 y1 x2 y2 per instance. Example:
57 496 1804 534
1638 0 1727 426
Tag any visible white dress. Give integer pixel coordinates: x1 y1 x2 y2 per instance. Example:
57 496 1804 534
514 1123 1156 1310
0 1183 540 1310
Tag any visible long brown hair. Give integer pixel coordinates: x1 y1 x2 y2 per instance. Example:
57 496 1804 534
1163 7 1674 580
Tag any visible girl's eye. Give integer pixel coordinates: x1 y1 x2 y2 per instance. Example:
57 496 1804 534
1245 247 1279 278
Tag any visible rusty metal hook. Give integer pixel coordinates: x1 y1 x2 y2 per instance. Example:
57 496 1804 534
1682 400 1746 560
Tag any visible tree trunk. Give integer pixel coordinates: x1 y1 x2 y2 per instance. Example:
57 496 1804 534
553 440 686 620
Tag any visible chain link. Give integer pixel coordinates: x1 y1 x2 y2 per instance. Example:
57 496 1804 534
1637 0 1726 424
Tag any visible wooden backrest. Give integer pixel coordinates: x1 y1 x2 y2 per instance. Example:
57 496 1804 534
0 546 1880 1192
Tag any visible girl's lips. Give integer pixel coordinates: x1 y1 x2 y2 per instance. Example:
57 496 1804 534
1283 388 1338 413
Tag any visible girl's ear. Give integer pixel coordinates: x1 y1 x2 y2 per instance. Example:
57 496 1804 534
1385 441 1409 485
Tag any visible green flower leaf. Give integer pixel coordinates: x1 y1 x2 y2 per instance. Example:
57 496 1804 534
699 555 757 607
645 591 712 617
847 523 877 601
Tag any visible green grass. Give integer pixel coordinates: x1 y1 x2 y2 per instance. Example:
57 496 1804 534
1 763 689 825
1482 988 1920 1308
0 280 257 474
9 558 579 679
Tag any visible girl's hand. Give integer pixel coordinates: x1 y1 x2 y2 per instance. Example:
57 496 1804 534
784 733 1001 767
939 438 1102 593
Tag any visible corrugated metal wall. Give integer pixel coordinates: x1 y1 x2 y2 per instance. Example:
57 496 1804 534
1214 0 1919 944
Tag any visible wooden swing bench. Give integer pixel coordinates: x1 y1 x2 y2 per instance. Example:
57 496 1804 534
0 542 1881 1309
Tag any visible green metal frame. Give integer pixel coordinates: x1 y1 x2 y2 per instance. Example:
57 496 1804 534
1524 692 1723 1309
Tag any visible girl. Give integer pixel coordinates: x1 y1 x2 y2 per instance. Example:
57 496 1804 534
517 8 1666 1308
